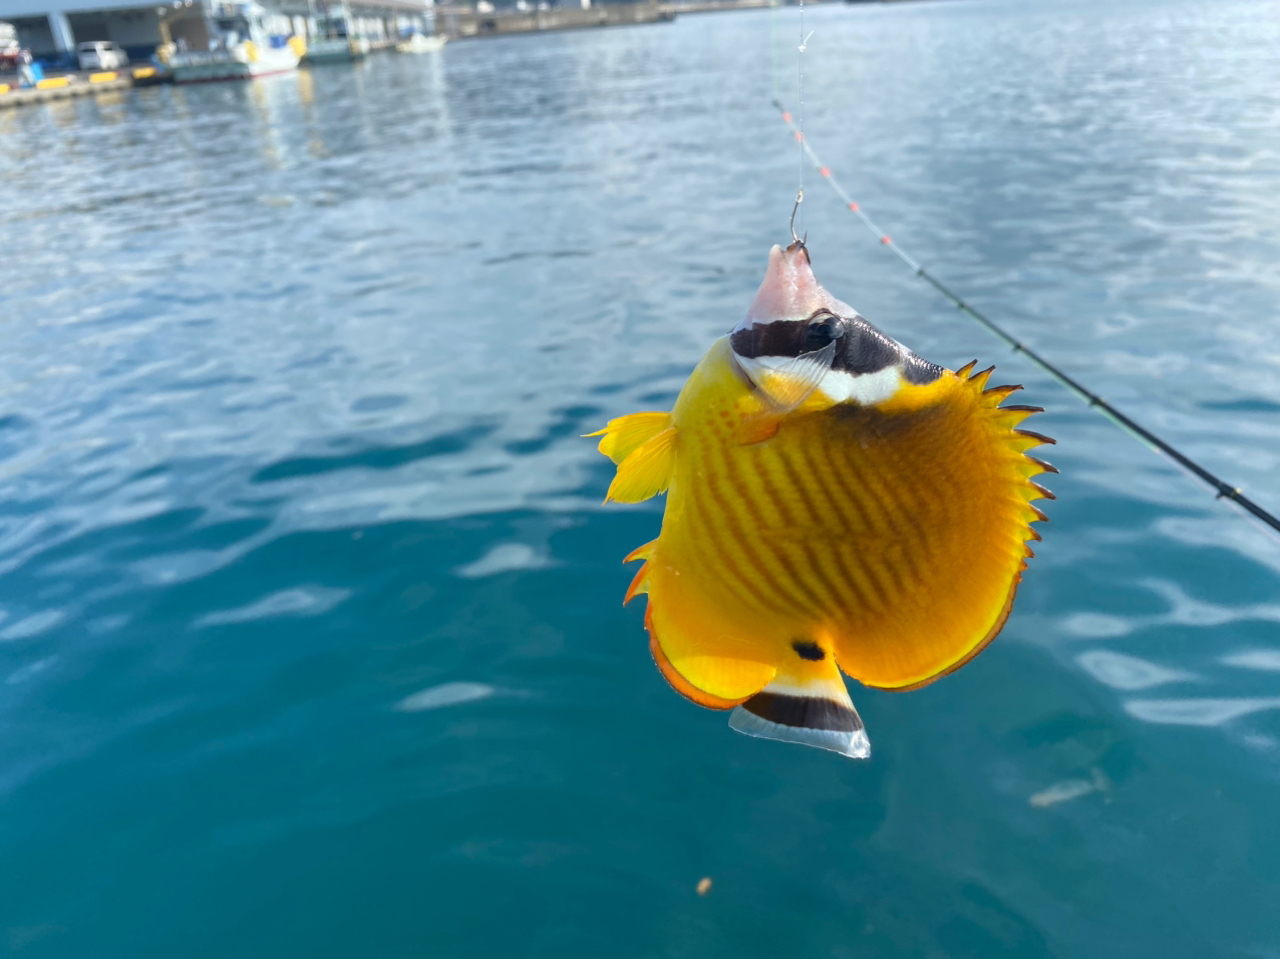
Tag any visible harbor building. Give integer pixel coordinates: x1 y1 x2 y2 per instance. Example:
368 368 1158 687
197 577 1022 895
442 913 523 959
0 0 434 66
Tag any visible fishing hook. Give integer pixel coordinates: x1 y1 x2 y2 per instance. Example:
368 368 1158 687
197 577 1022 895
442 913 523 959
789 189 807 250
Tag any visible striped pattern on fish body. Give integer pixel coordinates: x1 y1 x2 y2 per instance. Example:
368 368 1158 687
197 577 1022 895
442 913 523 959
590 243 1053 758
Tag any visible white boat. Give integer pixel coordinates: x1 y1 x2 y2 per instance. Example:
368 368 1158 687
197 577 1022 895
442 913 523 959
169 3 299 83
304 4 370 63
395 32 446 54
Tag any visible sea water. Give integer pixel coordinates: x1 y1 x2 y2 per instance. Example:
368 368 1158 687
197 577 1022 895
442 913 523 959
1 0 1279 955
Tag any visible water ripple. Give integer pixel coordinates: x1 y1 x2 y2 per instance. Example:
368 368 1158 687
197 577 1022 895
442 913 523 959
1221 649 1280 672
1125 698 1280 727
394 682 498 713
194 586 350 628
1076 650 1195 691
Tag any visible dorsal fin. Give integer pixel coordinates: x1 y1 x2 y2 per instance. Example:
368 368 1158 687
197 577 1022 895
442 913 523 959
824 364 1054 691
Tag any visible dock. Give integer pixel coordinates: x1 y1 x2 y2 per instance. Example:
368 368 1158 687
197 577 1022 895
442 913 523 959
0 65 160 109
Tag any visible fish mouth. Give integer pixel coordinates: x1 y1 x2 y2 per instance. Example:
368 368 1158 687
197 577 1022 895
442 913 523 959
737 244 853 330
785 237 811 262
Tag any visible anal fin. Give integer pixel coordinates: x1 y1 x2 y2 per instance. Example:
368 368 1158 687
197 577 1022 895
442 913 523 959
728 650 870 759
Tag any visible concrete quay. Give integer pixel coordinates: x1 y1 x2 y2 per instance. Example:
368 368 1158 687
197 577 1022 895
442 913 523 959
437 3 674 38
661 0 772 12
436 0 842 40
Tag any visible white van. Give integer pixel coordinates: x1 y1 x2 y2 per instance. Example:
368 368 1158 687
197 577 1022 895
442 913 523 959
76 41 128 71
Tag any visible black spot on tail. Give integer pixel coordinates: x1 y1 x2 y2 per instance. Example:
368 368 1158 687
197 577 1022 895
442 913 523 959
742 692 862 733
792 640 825 661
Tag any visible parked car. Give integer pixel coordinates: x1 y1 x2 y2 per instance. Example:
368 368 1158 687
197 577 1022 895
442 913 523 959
76 41 128 70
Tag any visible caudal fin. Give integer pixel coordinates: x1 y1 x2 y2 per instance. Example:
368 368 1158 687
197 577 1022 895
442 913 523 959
727 656 871 759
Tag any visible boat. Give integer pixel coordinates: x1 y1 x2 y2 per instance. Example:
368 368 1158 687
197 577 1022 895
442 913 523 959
0 21 29 73
304 34 370 62
304 4 371 63
395 32 446 54
168 3 300 83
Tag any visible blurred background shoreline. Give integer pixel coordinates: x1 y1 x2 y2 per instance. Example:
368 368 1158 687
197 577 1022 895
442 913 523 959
0 0 858 108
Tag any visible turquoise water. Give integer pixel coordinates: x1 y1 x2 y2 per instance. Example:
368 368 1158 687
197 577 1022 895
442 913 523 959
3 0 1280 954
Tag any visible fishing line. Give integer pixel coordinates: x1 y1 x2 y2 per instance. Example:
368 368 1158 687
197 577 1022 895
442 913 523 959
794 0 811 238
770 99 1280 537
769 0 779 103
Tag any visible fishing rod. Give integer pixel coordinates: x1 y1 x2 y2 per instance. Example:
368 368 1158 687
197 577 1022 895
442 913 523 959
771 99 1280 537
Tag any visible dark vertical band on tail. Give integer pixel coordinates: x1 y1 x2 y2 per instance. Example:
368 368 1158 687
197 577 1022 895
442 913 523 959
728 691 870 759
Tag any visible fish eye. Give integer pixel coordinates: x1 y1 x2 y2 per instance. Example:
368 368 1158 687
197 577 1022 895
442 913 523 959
804 315 841 352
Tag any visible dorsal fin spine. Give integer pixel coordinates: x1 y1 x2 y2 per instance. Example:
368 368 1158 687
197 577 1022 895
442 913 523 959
623 540 657 564
623 561 651 605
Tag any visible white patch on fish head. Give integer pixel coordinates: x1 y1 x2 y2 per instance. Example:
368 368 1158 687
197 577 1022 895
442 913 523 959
729 244 944 407
742 355 906 406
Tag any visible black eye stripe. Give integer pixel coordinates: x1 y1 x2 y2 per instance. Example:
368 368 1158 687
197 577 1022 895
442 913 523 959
729 320 811 359
731 316 892 371
730 315 945 385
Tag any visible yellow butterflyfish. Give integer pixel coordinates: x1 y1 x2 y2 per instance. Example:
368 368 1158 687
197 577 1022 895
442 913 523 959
589 242 1054 759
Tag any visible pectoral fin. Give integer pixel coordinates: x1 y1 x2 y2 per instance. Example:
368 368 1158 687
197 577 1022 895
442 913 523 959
734 343 837 445
750 341 837 414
